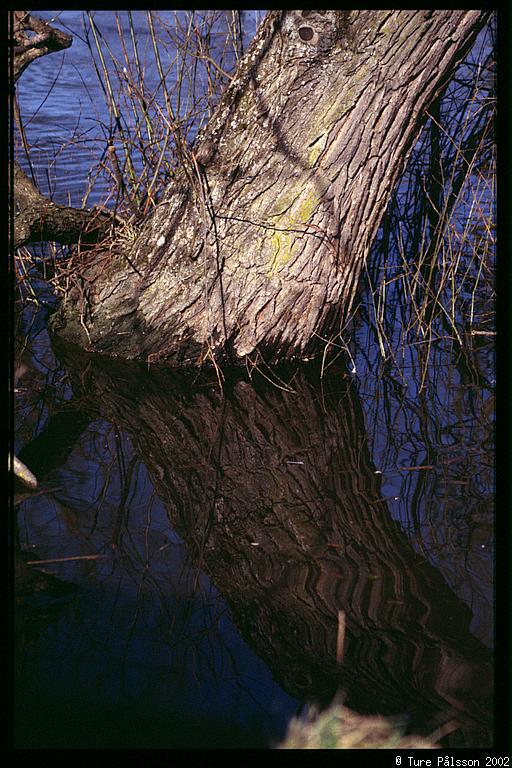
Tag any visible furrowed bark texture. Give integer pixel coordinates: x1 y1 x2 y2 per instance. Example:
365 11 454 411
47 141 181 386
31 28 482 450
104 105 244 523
52 10 489 365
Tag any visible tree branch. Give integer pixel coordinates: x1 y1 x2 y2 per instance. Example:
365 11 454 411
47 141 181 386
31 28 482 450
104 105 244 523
12 162 115 249
12 10 72 83
10 12 117 249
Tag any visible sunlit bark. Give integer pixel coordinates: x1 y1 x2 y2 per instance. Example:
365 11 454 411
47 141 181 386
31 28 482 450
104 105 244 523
49 10 490 366
11 10 72 82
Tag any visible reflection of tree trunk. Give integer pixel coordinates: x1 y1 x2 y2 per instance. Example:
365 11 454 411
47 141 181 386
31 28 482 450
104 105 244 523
17 406 92 481
54 340 493 746
14 316 93 488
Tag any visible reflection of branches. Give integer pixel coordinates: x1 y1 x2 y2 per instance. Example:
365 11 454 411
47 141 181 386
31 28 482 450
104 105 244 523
17 403 248 715
14 302 82 463
346 24 495 648
350 324 494 650
15 327 495 746
46 345 493 746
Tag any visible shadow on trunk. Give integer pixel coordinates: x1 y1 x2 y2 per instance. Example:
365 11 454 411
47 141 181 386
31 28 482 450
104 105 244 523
46 10 490 365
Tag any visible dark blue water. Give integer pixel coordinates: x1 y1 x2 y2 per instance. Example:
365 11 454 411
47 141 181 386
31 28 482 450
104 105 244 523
13 11 495 749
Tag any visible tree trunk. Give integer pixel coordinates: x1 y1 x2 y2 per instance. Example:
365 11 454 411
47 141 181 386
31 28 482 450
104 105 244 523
10 10 72 82
51 10 489 365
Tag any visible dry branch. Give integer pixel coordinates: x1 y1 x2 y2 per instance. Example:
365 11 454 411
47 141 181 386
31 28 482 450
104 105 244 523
13 162 115 249
11 9 72 82
11 12 117 249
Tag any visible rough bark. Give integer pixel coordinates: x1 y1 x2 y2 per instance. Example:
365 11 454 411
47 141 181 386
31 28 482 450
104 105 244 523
54 340 493 746
11 12 117 250
50 10 489 366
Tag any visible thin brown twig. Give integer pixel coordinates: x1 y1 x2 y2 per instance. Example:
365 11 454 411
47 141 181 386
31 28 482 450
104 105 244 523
336 610 346 665
26 554 107 565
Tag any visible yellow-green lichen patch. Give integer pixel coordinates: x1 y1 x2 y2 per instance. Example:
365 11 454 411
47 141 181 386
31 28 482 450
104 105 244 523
267 188 320 277
269 187 300 218
268 230 292 277
308 133 329 167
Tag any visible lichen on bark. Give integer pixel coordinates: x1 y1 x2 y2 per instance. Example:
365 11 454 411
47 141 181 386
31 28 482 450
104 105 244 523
48 10 490 367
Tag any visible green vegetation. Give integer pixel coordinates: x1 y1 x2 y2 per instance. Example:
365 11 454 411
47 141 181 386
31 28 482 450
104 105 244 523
279 704 437 749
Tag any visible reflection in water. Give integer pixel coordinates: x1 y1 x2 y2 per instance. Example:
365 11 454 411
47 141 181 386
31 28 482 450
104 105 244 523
15 339 493 747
